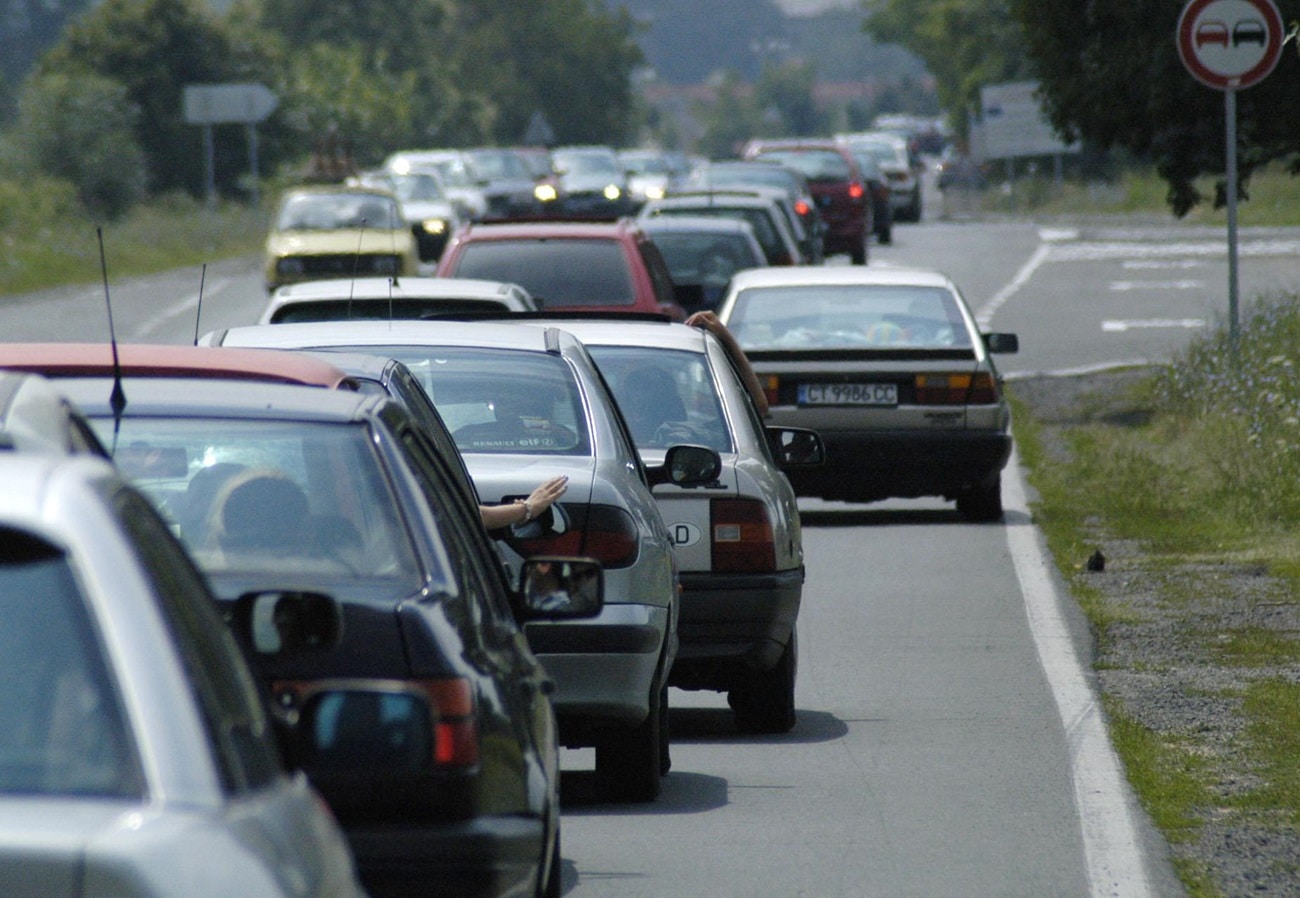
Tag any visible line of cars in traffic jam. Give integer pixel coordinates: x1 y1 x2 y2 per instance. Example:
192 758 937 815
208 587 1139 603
2 134 1019 897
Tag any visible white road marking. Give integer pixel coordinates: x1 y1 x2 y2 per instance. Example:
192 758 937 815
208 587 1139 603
1122 259 1205 270
133 278 231 339
1109 280 1202 291
1004 454 1156 898
985 235 1158 895
1102 318 1205 332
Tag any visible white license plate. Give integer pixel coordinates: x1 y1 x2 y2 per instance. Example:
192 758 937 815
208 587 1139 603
798 382 898 406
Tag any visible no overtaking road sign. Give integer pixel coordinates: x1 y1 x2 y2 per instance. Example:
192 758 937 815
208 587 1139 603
1177 0 1284 89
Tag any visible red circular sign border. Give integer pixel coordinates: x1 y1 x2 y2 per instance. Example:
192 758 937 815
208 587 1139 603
1177 0 1284 89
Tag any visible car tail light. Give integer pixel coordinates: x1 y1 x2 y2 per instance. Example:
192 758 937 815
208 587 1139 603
848 182 864 200
512 503 640 568
794 199 811 217
761 374 780 409
914 372 1000 405
711 498 776 572
416 678 479 767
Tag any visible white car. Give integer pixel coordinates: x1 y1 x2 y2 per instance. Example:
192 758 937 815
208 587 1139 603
543 318 824 732
258 276 537 324
0 453 364 898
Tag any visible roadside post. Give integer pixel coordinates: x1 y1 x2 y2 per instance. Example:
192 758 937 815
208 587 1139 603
1176 0 1284 351
182 83 280 208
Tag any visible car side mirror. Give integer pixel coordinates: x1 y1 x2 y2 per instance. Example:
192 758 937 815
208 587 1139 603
517 556 604 619
983 332 1019 354
229 590 343 656
767 426 824 468
646 444 722 487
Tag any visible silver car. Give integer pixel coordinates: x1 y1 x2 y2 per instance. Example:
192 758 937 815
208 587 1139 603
201 320 723 802
547 318 824 732
0 453 363 898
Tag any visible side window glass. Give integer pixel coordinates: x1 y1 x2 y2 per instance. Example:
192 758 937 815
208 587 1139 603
0 528 143 799
114 487 280 793
397 427 517 632
639 239 677 308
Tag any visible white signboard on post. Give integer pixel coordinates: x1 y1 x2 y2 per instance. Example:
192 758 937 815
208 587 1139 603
977 81 1077 161
183 83 278 125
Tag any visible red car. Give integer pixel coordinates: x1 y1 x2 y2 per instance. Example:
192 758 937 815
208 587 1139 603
740 139 873 265
436 219 688 319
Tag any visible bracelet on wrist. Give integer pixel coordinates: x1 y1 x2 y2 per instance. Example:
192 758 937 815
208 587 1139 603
519 499 532 523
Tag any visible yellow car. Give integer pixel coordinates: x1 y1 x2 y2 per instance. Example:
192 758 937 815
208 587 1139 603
264 185 419 292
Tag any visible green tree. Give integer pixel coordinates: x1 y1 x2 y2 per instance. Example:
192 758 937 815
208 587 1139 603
12 72 147 218
0 0 95 116
450 0 644 146
755 61 824 137
863 0 1033 139
37 0 270 197
1008 0 1300 215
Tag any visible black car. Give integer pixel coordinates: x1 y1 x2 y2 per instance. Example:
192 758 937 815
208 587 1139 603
57 377 601 898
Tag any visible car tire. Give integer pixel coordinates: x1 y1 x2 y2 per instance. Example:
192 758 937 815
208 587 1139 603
595 679 664 802
849 237 869 265
956 474 1004 522
730 628 797 734
905 190 923 222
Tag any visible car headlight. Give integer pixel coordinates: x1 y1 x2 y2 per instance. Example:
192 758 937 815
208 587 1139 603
643 185 665 200
276 257 305 276
603 185 622 201
535 184 558 203
421 218 448 235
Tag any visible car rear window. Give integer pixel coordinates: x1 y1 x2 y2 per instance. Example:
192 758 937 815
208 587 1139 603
87 418 422 585
271 297 510 323
586 346 733 452
653 207 782 263
0 529 142 799
727 284 974 351
360 346 591 456
752 150 851 183
450 239 634 307
648 232 763 285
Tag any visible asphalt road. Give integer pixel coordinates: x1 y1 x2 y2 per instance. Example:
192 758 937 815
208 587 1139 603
6 186 1300 897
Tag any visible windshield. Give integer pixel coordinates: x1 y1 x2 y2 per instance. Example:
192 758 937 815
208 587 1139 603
467 150 531 180
586 346 733 452
648 231 761 286
89 418 420 584
336 346 591 456
451 239 634 306
727 284 974 351
276 192 402 230
389 173 445 202
554 151 621 177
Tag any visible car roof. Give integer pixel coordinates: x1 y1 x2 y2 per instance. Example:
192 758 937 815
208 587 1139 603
270 277 528 303
55 376 377 423
637 215 758 235
209 319 579 356
0 453 116 528
527 318 709 354
451 219 641 241
726 263 955 291
0 343 357 389
0 372 107 455
277 184 397 201
649 194 778 211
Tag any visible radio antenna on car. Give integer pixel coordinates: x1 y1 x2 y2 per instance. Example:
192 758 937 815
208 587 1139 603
96 227 127 449
192 263 207 346
347 215 367 320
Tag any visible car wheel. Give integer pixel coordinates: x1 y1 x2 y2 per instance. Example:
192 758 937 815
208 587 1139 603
849 237 868 265
595 680 664 802
730 628 797 734
877 225 892 245
956 474 1004 522
906 191 923 222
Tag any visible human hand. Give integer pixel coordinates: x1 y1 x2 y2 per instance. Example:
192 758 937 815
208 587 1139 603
526 475 569 514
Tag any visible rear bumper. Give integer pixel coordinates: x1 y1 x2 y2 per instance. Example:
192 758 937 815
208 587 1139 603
347 815 543 898
524 603 668 738
786 428 1011 501
669 568 803 692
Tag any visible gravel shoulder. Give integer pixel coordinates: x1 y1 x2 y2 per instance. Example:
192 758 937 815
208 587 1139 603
1010 369 1300 898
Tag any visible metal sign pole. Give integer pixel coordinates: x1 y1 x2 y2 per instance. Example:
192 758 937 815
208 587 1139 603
203 123 216 209
1225 87 1239 352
